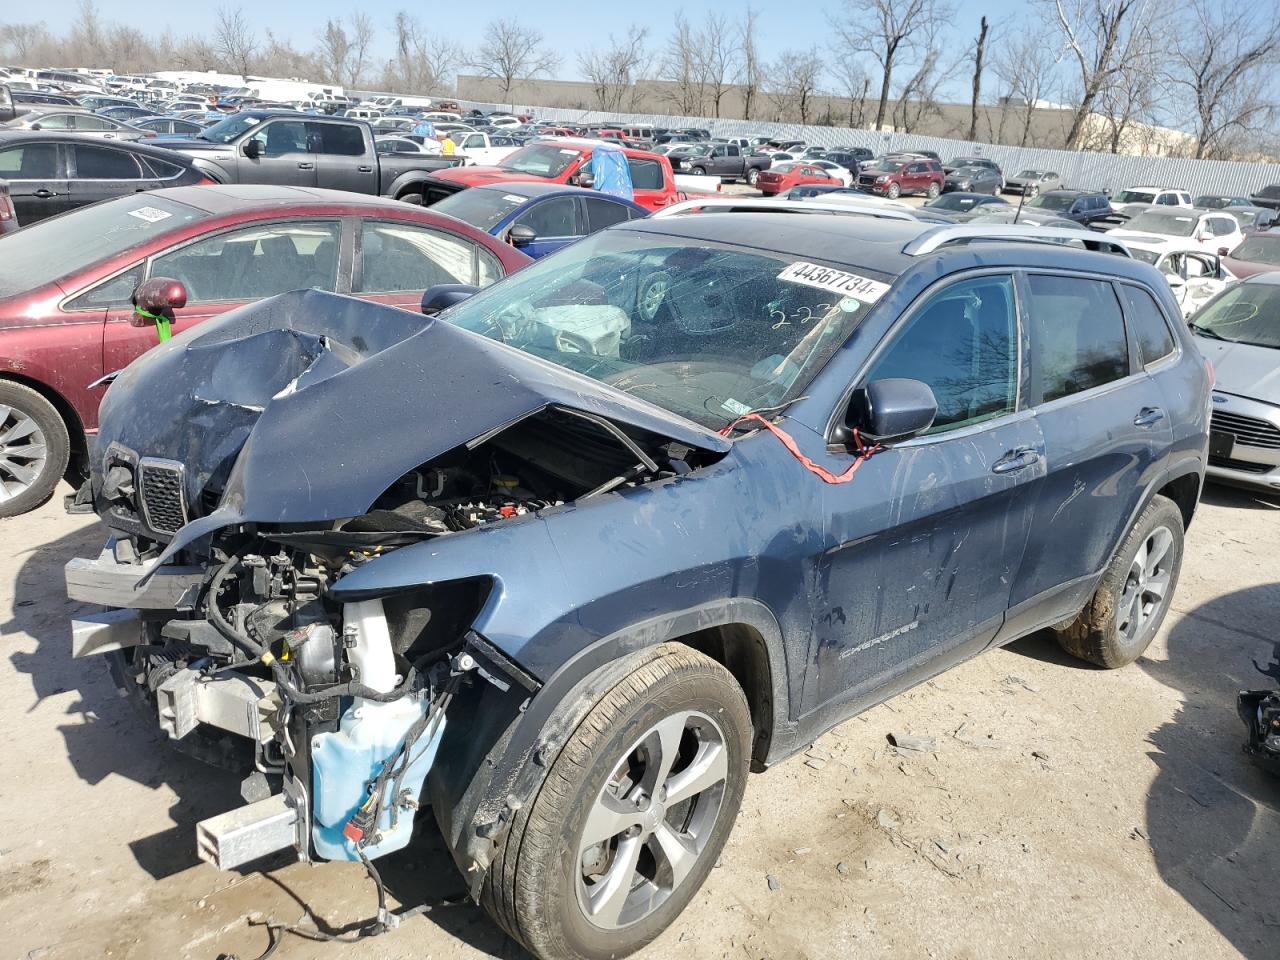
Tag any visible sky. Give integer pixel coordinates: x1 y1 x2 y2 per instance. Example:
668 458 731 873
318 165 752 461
33 0 1034 96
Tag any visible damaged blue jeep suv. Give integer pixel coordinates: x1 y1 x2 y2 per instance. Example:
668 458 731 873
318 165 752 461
65 210 1210 959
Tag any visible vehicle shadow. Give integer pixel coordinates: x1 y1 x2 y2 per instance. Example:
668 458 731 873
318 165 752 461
1199 481 1280 512
1138 583 1280 959
4 523 526 956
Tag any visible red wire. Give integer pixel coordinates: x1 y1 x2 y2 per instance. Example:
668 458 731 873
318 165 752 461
719 414 881 484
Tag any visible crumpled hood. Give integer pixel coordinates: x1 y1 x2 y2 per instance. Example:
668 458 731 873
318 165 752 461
427 166 545 187
1195 335 1280 403
95 288 728 555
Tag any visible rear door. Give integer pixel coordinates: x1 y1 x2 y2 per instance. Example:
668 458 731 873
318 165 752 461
307 121 376 193
67 143 160 211
626 156 672 209
103 219 342 373
1000 271 1174 638
0 139 69 224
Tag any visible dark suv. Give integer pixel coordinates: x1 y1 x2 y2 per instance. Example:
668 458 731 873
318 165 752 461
1024 189 1114 226
66 214 1209 960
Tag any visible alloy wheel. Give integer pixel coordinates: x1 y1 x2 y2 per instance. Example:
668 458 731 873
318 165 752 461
576 710 728 930
0 404 47 503
1117 525 1175 646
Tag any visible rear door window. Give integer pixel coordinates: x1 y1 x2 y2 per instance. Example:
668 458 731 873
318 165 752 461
1024 274 1131 403
865 275 1018 432
309 123 365 156
1118 284 1176 367
516 196 579 238
74 145 143 179
627 158 663 190
583 197 633 232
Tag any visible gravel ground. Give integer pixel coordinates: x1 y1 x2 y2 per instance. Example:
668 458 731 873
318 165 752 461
3 480 1280 960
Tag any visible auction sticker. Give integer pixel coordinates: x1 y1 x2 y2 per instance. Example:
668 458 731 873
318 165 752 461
127 206 172 223
778 261 890 303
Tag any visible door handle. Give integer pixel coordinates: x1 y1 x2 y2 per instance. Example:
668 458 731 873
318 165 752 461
34 188 57 198
992 448 1039 474
357 165 373 173
297 161 315 170
1133 407 1166 427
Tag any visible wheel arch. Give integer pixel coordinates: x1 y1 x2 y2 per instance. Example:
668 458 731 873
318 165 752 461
428 599 794 895
0 371 88 485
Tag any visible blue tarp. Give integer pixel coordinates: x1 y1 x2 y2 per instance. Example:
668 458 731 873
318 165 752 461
590 144 633 200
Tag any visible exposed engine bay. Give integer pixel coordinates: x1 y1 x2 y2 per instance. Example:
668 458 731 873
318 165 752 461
70 402 713 875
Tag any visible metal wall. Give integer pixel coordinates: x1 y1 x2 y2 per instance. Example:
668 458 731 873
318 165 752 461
456 97 1280 199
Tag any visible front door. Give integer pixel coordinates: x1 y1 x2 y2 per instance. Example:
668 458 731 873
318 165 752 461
1001 272 1175 637
103 219 342 374
242 119 318 186
805 273 1044 713
510 196 581 259
0 139 70 225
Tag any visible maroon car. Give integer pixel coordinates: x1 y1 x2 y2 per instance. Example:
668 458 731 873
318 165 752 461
0 185 531 516
856 156 945 199
1222 232 1280 279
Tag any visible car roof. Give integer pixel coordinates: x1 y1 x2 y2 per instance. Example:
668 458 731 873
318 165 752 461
0 130 196 161
1040 189 1097 197
150 184 416 215
469 181 638 203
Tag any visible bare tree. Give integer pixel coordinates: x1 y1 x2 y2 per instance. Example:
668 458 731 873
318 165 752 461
892 28 959 135
1166 0 1280 159
383 12 459 95
316 20 352 86
579 26 648 112
1046 0 1164 149
346 13 374 89
0 22 52 60
214 5 257 77
830 54 871 128
471 18 559 111
735 9 764 120
697 13 734 118
658 15 706 115
967 16 989 141
767 48 824 124
992 31 1057 147
830 0 949 131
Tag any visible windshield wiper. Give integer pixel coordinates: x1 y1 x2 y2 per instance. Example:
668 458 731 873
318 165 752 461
1190 324 1228 341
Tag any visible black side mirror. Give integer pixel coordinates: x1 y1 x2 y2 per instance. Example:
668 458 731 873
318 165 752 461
508 224 537 247
421 283 480 316
849 378 938 444
242 138 262 159
29 122 41 131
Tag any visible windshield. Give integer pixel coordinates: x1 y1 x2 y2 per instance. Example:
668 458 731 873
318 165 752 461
1116 190 1156 204
1130 248 1160 265
1231 209 1261 226
1192 284 1280 348
0 195 204 298
198 114 265 143
1014 170 1042 180
869 160 905 173
1123 211 1198 237
1028 193 1073 212
1195 196 1230 209
435 230 888 428
498 143 584 178
1230 236 1280 265
431 188 527 231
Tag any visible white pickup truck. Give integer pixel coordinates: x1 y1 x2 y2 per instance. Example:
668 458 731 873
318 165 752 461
449 130 521 166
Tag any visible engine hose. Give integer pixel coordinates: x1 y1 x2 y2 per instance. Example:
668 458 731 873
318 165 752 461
205 554 419 706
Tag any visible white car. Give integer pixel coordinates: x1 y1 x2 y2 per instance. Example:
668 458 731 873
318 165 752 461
1107 208 1244 256
375 135 442 156
809 160 854 187
1110 186 1191 218
450 130 519 165
1127 244 1237 318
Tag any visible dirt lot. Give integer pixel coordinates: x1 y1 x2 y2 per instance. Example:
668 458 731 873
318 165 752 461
3 480 1279 960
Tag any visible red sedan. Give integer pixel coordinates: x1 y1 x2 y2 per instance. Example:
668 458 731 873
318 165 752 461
755 162 837 196
0 185 530 516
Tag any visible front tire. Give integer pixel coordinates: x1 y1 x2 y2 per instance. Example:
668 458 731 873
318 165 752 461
886 181 901 199
746 168 760 186
691 165 707 177
1054 495 1185 668
0 380 70 518
483 644 752 960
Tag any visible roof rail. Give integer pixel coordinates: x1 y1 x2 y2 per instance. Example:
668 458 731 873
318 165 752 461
653 197 919 223
902 224 1133 258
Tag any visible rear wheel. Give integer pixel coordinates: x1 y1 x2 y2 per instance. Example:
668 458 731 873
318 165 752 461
1055 495 1184 668
482 644 752 960
926 182 941 199
0 380 70 518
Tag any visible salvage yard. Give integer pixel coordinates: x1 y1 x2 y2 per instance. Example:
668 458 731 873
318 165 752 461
3 483 1278 960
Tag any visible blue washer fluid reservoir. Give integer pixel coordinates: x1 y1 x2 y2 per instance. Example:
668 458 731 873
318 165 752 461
311 692 446 861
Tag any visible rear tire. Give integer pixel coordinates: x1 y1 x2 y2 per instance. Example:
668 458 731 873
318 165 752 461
398 191 424 205
746 168 760 186
0 380 70 518
691 166 707 177
482 644 752 960
1054 495 1185 668
926 182 941 199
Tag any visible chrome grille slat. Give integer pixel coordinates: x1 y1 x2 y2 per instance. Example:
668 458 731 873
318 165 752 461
1211 411 1280 449
138 458 187 535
